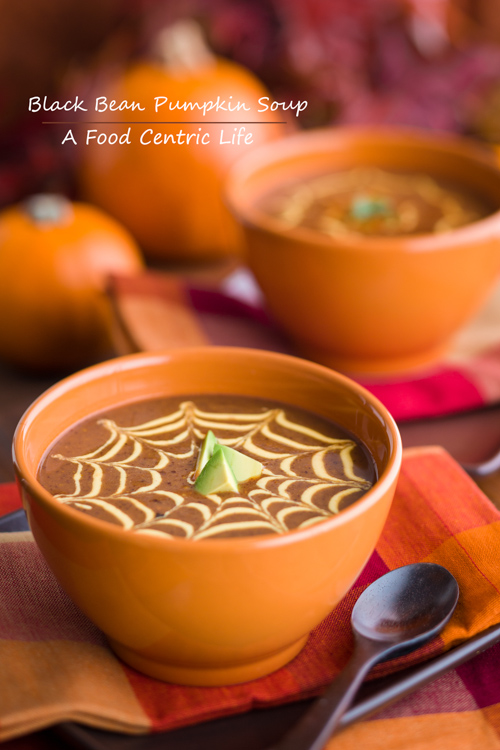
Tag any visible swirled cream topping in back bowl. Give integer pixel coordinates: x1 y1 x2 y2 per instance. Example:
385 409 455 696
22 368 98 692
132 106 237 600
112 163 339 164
38 394 376 540
263 166 493 237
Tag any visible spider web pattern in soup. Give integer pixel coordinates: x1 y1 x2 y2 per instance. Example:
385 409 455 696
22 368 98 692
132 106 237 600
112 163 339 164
38 395 376 540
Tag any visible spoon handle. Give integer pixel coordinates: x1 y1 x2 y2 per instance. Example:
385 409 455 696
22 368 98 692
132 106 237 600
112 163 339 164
270 638 388 750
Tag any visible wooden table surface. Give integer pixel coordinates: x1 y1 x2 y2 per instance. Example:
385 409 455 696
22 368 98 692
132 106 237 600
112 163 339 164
0 362 57 482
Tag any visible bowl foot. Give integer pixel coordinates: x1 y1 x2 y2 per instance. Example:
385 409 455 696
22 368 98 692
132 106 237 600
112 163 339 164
301 342 449 376
108 634 309 686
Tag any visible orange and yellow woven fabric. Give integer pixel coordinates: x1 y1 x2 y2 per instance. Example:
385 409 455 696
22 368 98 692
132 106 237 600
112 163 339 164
2 446 500 749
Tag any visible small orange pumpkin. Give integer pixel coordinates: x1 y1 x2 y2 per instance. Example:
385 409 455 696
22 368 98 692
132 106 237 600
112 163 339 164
78 21 287 262
0 194 144 371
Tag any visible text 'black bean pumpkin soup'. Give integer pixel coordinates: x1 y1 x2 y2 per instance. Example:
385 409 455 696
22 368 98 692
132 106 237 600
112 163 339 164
38 394 376 540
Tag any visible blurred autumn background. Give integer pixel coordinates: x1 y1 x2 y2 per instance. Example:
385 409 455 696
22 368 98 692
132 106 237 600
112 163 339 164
2 0 500 207
1 0 500 376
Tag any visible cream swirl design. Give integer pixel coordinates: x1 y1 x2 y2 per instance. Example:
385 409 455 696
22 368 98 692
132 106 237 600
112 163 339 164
40 397 375 539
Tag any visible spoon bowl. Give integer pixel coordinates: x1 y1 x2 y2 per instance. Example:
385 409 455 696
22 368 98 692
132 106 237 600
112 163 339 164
353 562 460 652
272 562 459 750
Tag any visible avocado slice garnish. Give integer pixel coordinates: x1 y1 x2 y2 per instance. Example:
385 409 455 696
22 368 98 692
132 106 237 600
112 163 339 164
194 429 218 478
194 448 239 495
194 432 263 496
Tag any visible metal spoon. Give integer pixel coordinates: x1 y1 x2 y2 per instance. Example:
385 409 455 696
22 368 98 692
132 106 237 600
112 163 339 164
271 562 459 750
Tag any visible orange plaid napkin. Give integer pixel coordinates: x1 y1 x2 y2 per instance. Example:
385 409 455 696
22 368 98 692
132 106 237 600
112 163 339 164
2 446 500 749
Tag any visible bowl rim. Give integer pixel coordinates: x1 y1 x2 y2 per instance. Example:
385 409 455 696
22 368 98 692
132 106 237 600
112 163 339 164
225 124 500 252
13 346 403 552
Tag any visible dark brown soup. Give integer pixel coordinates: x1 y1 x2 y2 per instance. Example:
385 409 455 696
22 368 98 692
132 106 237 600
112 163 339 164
38 394 376 540
262 167 493 237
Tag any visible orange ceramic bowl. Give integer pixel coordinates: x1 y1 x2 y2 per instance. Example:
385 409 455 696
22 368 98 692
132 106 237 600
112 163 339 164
226 127 500 374
13 347 402 686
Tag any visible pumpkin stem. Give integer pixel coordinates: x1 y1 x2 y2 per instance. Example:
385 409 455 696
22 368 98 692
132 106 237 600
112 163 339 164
153 20 216 74
23 194 73 225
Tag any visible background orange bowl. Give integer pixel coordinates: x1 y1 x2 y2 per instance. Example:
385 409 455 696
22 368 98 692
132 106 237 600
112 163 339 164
226 126 500 375
13 347 402 686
